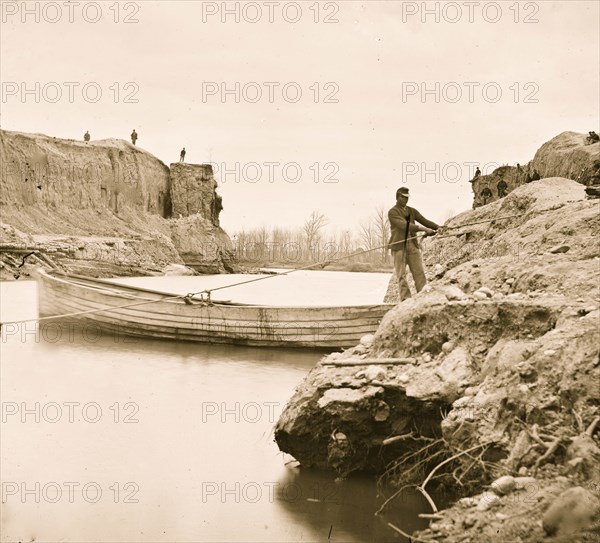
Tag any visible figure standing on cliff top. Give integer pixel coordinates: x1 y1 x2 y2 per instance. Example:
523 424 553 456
131 129 138 145
586 131 599 144
180 147 186 162
470 166 481 183
84 131 90 143
388 187 439 302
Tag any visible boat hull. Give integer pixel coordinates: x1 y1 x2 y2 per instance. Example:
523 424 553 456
37 270 393 348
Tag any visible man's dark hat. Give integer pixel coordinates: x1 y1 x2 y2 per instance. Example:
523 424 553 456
396 187 410 197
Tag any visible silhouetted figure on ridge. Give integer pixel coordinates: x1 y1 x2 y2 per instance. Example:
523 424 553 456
497 179 508 198
469 167 481 184
131 129 138 145
481 186 492 204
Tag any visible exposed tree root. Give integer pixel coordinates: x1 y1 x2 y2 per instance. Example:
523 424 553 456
376 439 496 515
387 521 436 542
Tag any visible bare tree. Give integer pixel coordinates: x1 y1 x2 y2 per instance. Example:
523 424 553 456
358 220 377 263
272 226 292 262
230 204 395 268
232 229 249 260
254 225 270 261
373 206 390 264
339 229 354 256
303 211 328 259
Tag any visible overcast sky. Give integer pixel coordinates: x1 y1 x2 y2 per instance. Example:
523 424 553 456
1 0 598 235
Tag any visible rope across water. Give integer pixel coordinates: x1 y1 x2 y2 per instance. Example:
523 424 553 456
189 214 522 298
0 214 520 327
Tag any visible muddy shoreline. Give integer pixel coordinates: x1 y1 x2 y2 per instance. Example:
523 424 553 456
275 178 600 542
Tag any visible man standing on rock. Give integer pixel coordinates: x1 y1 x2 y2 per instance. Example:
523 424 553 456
481 186 493 204
180 147 186 162
497 179 508 198
388 187 439 301
131 129 138 145
83 131 90 143
472 166 481 181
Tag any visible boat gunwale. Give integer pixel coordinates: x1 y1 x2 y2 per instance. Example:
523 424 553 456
40 269 395 311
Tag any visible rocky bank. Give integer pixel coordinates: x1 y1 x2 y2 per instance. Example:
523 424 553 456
0 130 235 280
275 176 600 541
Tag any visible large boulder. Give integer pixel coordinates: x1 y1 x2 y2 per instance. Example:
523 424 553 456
531 131 600 186
542 486 600 536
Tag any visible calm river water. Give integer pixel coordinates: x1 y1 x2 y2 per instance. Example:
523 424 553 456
1 271 429 542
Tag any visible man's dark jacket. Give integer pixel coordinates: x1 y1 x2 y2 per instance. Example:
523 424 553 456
388 205 439 251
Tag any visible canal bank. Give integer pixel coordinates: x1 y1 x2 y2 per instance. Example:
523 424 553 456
275 178 600 542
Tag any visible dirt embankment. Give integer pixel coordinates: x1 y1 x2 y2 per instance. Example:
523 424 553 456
275 177 600 542
470 131 600 209
0 130 235 279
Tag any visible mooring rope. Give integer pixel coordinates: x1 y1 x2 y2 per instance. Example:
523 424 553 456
188 232 431 298
0 292 186 329
189 214 521 297
0 214 519 327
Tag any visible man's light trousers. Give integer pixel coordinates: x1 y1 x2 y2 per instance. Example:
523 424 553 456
393 246 426 301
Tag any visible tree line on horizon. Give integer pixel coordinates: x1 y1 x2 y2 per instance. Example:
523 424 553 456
230 206 456 268
231 208 393 267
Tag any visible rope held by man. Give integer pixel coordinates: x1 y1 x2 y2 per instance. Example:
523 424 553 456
0 214 517 327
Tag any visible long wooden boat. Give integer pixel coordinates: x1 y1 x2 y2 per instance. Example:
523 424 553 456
37 269 393 348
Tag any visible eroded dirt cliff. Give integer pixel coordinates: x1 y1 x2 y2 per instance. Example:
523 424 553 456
0 130 235 279
471 131 599 208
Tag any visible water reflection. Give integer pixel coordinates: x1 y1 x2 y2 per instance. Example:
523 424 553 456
1 279 429 542
274 467 431 542
19 319 328 371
